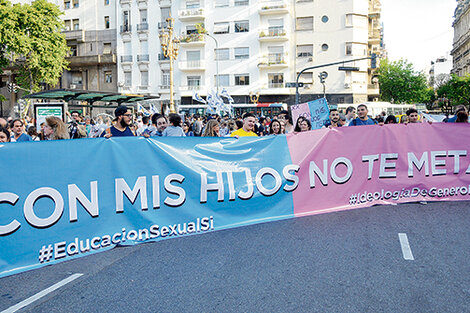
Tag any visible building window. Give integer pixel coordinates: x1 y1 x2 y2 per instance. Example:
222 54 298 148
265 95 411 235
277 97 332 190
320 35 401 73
73 19 80 30
345 43 352 56
345 42 367 56
235 20 249 33
105 71 112 83
321 44 329 51
104 16 110 29
214 22 229 34
186 25 198 35
124 72 132 87
69 45 78 56
104 0 109 5
187 76 201 88
72 0 79 8
234 0 249 6
90 43 93 51
322 15 329 23
268 73 284 88
140 9 147 23
215 48 229 60
235 74 249 86
296 16 313 31
123 11 130 31
186 0 200 9
234 47 249 59
297 72 313 84
345 14 353 27
215 0 228 7
103 43 112 54
64 20 71 31
64 0 70 9
162 71 170 87
141 71 149 86
71 72 82 85
297 44 313 57
215 74 230 87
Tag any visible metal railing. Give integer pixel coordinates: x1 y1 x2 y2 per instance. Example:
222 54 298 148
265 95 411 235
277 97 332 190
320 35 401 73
137 23 149 31
120 55 133 63
137 54 149 62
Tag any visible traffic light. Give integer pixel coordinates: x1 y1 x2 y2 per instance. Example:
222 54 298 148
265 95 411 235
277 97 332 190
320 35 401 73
7 82 13 93
371 53 377 69
319 72 328 84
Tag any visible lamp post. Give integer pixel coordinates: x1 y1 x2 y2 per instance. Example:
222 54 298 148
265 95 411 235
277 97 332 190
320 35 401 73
159 16 180 114
206 33 219 96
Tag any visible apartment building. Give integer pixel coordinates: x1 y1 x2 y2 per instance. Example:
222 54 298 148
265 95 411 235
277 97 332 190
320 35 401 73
452 0 470 76
116 0 384 108
60 0 118 93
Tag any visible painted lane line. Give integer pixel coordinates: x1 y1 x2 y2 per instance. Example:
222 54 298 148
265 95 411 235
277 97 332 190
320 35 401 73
398 233 415 261
1 273 83 313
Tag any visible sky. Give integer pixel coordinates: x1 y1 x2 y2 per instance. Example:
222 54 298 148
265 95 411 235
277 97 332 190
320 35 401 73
381 0 456 72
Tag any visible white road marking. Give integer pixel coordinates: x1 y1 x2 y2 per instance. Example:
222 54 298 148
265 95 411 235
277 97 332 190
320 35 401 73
398 233 415 260
1 273 83 313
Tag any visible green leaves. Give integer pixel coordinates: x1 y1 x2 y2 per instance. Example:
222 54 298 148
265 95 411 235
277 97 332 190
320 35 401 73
437 74 470 109
0 0 69 93
377 59 431 104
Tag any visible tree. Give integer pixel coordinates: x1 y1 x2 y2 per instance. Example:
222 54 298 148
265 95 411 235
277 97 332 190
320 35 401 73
436 74 470 109
377 59 431 104
0 0 69 93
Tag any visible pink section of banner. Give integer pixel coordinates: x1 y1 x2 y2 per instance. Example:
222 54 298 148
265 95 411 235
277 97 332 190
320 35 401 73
286 123 470 217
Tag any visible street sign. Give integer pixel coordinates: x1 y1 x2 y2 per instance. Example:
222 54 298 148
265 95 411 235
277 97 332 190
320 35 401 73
286 82 304 88
338 66 360 71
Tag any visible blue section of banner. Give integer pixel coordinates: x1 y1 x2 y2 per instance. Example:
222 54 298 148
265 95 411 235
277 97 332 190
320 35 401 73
0 136 295 277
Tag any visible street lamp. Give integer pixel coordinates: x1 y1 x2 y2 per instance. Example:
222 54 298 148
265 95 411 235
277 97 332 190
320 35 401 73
206 33 219 96
159 16 180 114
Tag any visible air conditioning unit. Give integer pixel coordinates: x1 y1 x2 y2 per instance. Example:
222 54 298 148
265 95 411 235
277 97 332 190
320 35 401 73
307 57 313 62
69 84 77 89
118 81 124 87
344 83 350 89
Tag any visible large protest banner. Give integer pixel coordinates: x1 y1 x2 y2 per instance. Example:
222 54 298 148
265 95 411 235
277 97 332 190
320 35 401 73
1 124 470 277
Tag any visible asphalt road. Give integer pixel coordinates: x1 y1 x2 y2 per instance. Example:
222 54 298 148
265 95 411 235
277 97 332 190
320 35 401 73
1 201 470 313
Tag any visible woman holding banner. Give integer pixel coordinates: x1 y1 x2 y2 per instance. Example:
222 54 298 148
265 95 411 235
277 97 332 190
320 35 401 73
44 116 70 140
0 126 10 142
202 120 221 137
294 117 312 132
269 119 284 135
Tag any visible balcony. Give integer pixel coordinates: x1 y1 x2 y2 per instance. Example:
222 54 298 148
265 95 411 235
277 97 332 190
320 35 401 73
259 1 288 15
137 54 149 62
67 54 117 67
120 0 131 4
120 25 132 33
158 21 169 30
258 27 288 42
180 33 205 47
178 60 205 71
158 53 170 62
178 8 205 21
258 53 288 68
158 0 171 7
63 30 85 42
368 83 380 95
120 55 133 63
180 85 202 91
137 23 149 32
268 82 284 88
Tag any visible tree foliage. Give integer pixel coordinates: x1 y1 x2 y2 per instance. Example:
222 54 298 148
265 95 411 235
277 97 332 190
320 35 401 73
0 0 69 93
377 59 431 104
436 74 470 109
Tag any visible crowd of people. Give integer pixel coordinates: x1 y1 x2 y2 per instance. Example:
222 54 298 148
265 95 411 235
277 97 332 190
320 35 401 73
0 103 468 143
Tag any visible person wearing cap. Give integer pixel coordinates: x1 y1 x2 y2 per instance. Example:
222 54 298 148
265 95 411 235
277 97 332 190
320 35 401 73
101 106 135 138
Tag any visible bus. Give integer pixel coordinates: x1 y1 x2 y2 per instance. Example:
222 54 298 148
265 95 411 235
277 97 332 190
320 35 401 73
338 102 416 117
178 103 287 117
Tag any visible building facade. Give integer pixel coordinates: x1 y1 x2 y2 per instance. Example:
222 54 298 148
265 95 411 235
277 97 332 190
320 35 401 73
0 0 384 116
115 0 384 110
452 0 470 76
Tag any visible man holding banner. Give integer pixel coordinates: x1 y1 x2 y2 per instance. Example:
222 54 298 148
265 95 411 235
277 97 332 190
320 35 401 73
348 104 377 126
101 106 135 138
231 113 258 137
324 109 343 128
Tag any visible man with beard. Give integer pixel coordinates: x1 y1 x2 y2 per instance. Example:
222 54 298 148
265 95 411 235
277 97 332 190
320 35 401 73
101 106 135 137
324 109 342 128
348 104 377 126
